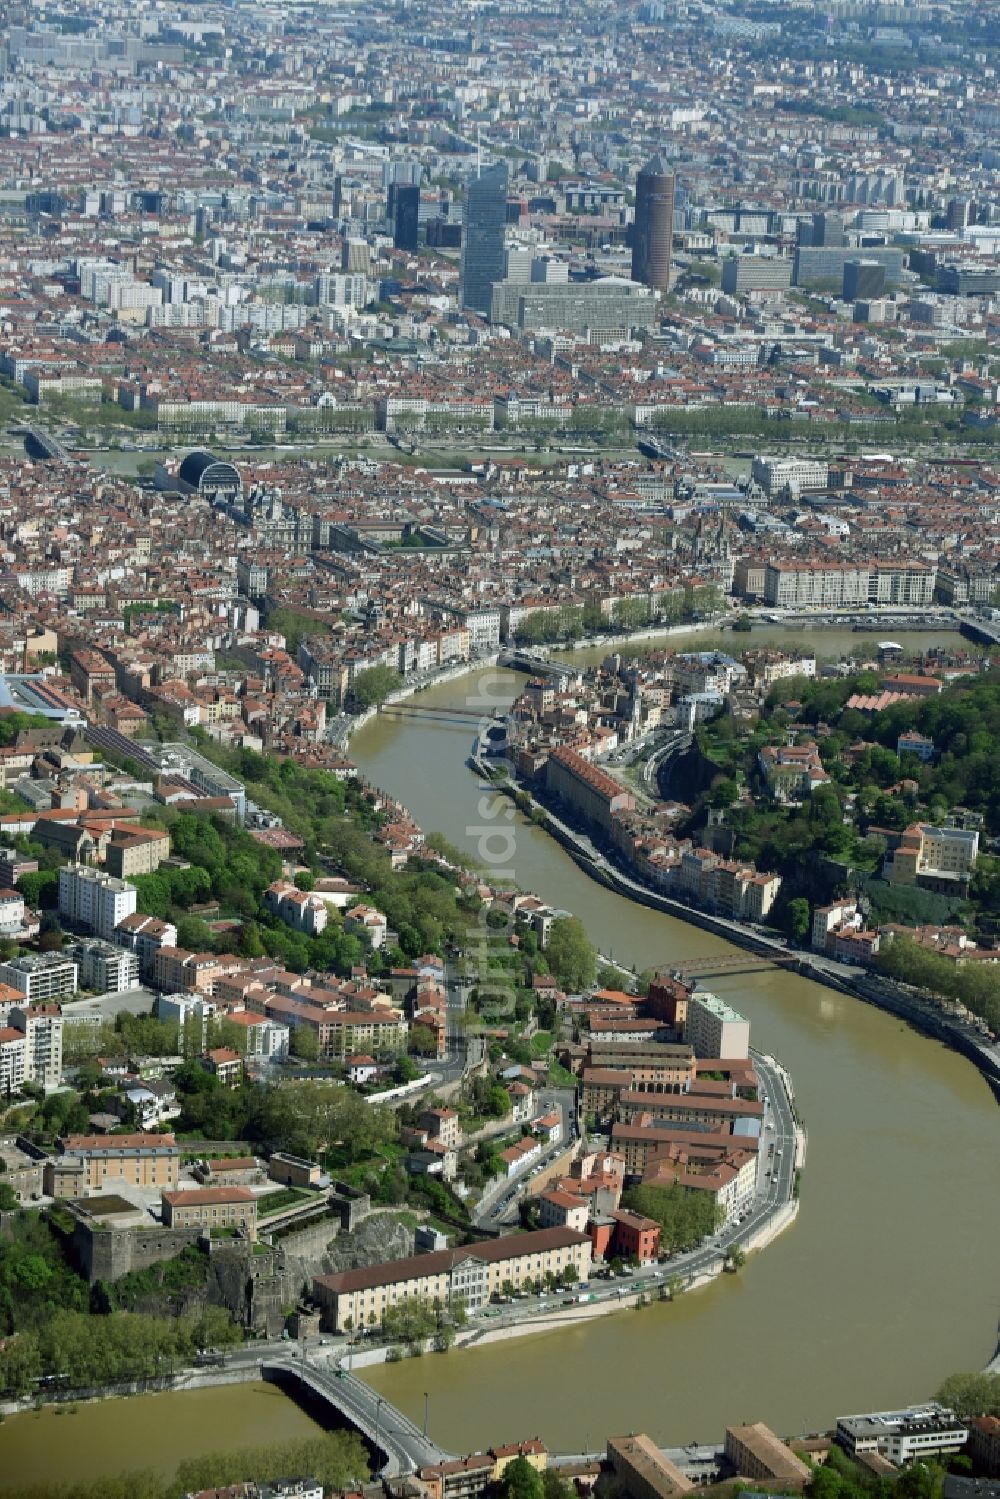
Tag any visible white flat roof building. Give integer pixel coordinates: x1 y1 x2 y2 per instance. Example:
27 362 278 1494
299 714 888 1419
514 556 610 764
685 990 751 1061
836 1405 968 1465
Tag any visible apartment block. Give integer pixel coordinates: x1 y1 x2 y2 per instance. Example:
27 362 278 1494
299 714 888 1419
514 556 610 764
59 864 138 940
545 746 636 835
157 992 217 1046
0 1028 26 1093
884 823 979 892
104 827 171 880
68 939 139 995
263 880 330 936
114 913 178 980
685 992 750 1061
869 562 937 607
0 954 78 1003
154 947 220 994
812 900 859 952
763 561 869 609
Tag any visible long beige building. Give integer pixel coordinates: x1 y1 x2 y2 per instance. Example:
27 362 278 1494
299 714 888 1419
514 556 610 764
607 1435 693 1499
725 1423 812 1486
162 1185 257 1239
47 1131 181 1196
313 1227 592 1332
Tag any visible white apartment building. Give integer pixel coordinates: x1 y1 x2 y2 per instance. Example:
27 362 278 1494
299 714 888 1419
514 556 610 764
0 954 78 1003
869 562 937 607
0 890 25 936
69 939 140 995
715 1150 760 1224
157 992 217 1047
114 914 178 980
59 865 138 941
468 606 503 651
0 1027 26 1093
812 900 859 952
12 1003 64 1089
252 1019 290 1061
344 904 389 950
836 1406 968 1465
685 991 751 1061
757 656 817 688
751 456 830 497
764 561 870 609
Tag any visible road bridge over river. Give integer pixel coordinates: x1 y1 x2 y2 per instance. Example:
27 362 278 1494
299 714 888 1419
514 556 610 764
498 649 580 685
264 1358 454 1476
20 423 74 463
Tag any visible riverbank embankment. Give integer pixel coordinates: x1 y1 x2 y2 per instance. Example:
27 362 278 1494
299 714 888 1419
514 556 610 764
478 761 1000 1103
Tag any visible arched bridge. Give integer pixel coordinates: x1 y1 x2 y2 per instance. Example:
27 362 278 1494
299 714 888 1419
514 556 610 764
264 1357 454 1477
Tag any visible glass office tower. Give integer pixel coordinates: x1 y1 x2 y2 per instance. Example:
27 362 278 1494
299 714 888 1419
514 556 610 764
460 160 508 315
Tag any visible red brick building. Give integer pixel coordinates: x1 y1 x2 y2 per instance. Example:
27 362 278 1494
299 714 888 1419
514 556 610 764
611 1208 661 1264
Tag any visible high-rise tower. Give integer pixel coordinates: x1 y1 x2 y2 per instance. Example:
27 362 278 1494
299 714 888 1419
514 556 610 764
391 183 420 252
631 154 675 293
460 160 508 315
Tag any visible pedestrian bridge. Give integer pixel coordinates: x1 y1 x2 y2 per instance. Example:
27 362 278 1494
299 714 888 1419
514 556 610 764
671 951 799 980
264 1358 454 1477
380 703 498 725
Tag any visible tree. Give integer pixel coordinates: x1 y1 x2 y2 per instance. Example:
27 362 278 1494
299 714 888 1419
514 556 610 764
238 920 267 959
290 1026 320 1062
621 1183 721 1254
16 875 58 905
786 897 811 945
468 1075 511 1118
935 1371 1000 1418
381 1294 437 1344
0 1181 18 1211
176 915 216 952
351 665 403 710
394 1052 419 1084
499 1456 545 1499
408 1023 439 1057
545 916 596 993
710 777 738 809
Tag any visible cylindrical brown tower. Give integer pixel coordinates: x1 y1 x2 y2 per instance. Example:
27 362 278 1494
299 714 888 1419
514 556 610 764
631 154 675 293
